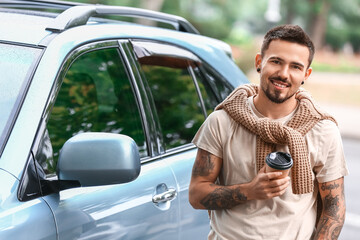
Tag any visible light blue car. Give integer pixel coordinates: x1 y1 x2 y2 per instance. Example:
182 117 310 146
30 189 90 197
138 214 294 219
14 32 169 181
0 1 248 239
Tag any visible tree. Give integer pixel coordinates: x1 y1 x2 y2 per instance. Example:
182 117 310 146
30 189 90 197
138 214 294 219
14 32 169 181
307 0 332 50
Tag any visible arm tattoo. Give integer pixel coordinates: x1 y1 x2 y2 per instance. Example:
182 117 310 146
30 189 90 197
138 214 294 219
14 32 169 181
323 194 340 218
192 152 215 177
200 184 247 210
314 179 345 240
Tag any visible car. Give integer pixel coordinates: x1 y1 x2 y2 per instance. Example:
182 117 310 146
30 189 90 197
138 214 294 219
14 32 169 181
0 0 248 239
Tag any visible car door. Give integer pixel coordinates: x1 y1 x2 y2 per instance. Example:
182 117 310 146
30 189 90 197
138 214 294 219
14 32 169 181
129 40 226 238
33 41 180 239
0 43 57 240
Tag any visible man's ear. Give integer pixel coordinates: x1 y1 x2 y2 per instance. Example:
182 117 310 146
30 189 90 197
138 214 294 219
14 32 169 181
305 67 312 81
255 53 262 72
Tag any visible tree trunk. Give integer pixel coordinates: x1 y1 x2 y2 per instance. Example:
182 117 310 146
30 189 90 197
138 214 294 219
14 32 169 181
310 0 331 50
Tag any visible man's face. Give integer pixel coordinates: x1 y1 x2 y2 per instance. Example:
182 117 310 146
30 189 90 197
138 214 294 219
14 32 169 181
256 39 312 104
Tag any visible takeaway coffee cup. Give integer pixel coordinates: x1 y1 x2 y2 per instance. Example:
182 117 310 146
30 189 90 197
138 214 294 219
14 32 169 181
265 152 293 179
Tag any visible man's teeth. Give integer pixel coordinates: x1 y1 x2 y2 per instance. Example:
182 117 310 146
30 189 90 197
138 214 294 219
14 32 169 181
273 82 287 88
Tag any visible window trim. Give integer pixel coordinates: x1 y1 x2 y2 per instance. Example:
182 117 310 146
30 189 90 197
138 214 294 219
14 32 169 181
188 65 207 118
118 40 154 158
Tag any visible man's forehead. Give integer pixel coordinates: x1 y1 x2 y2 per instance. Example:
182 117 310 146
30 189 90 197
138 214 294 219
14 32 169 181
264 40 310 64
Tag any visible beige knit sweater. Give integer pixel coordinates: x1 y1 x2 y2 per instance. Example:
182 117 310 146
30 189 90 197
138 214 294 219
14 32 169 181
215 84 337 194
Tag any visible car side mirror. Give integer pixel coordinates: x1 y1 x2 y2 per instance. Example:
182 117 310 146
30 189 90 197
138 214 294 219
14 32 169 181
57 132 141 187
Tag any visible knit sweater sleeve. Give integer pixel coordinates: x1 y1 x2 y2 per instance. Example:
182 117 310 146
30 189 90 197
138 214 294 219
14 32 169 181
192 110 230 159
311 119 349 183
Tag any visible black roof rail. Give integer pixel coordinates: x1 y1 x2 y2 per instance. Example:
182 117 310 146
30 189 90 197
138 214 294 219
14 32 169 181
46 5 200 34
0 0 200 34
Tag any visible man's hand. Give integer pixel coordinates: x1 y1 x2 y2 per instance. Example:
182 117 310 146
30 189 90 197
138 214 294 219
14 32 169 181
189 148 290 210
245 166 290 200
314 177 345 240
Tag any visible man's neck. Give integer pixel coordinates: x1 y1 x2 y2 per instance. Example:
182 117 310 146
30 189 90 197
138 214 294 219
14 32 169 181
253 92 298 120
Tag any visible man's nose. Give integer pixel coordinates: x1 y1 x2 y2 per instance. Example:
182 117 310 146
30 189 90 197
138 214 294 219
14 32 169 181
278 65 290 79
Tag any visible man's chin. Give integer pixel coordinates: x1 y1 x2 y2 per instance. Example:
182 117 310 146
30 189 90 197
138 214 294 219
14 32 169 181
265 92 287 104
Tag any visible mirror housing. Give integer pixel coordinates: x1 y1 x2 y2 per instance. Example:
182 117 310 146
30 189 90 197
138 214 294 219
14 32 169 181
57 133 141 187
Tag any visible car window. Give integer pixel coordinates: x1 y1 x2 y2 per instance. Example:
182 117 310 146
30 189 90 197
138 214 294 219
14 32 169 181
0 43 41 153
193 65 233 112
192 66 221 116
132 41 206 150
38 47 146 176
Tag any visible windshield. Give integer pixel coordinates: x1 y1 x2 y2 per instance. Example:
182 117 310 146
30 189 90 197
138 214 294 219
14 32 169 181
0 43 42 150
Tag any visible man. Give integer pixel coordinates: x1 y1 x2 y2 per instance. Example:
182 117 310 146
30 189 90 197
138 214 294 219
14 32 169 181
189 25 348 239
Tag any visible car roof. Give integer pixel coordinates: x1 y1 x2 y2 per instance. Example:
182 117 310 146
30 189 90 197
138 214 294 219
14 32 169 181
0 10 55 45
0 1 248 86
0 2 201 46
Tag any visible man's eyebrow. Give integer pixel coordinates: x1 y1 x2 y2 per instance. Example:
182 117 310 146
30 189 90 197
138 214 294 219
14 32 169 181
269 56 283 61
269 56 305 68
291 61 305 68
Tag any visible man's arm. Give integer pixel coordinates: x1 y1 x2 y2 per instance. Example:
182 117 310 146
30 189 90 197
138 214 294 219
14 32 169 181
188 148 290 210
314 177 346 240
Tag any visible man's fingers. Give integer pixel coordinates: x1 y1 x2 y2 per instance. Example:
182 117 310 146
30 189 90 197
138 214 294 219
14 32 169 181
260 171 284 180
268 179 290 193
262 176 290 193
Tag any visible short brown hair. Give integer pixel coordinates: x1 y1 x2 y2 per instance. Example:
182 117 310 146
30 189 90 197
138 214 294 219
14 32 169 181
261 25 315 68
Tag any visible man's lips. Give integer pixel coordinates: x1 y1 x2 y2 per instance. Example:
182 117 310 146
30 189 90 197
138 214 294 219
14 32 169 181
270 78 289 89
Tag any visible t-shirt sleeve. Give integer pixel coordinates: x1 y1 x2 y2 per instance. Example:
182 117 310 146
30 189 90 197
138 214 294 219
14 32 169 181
313 120 349 183
192 110 230 159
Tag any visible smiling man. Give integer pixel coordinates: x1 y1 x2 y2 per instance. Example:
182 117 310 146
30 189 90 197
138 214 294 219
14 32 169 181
189 25 348 239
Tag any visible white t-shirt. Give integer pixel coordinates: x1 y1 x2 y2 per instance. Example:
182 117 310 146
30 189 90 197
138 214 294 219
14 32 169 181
192 96 349 240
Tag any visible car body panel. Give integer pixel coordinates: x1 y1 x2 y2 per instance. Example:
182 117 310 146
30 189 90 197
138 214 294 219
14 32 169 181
43 160 180 239
164 148 210 238
0 169 56 239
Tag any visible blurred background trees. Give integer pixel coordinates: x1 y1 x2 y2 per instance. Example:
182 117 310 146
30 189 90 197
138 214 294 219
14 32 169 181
72 0 360 53
66 0 360 81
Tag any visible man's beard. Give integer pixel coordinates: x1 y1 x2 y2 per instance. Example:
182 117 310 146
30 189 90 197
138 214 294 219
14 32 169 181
262 77 296 104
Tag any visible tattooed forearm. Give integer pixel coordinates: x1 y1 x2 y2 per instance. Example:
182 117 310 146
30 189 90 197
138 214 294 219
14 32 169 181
314 178 345 240
192 152 215 177
324 194 340 218
200 184 247 210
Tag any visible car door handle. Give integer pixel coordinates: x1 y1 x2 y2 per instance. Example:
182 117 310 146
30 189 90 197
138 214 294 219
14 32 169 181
152 188 177 204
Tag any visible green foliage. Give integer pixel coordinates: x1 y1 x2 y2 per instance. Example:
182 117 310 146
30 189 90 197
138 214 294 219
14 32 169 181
325 26 348 51
62 0 360 52
141 64 205 149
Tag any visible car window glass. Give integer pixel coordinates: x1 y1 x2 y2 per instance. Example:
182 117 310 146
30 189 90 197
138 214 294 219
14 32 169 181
39 47 146 176
132 41 205 150
192 66 219 116
197 65 233 102
0 44 41 151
